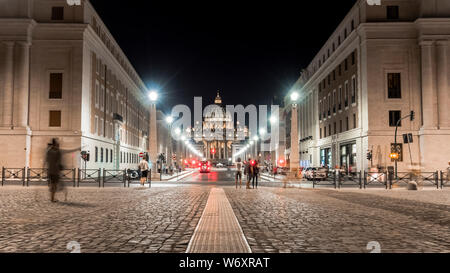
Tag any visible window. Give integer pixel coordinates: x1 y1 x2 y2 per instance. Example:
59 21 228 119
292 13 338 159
351 76 357 104
388 73 402 99
94 115 98 135
51 7 64 20
334 122 337 134
333 90 336 114
333 70 336 81
338 86 342 110
95 82 100 108
389 111 402 127
106 148 108 163
320 128 322 139
100 85 105 111
387 6 399 20
338 65 342 76
100 118 104 136
340 120 343 133
110 150 113 163
95 147 98 162
49 111 61 127
345 82 349 107
346 117 349 131
329 125 331 136
351 52 356 65
344 28 347 39
351 20 355 31
324 127 327 138
101 148 104 163
345 59 348 71
353 114 357 129
49 73 63 99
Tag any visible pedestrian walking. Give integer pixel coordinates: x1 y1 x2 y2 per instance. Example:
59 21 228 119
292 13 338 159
235 158 243 189
244 159 252 189
252 160 260 189
138 157 149 186
44 138 81 202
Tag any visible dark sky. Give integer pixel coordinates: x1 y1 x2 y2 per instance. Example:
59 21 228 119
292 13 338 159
90 0 356 112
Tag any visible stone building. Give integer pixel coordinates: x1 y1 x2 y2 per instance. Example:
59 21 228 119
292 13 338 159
287 0 450 172
0 0 152 170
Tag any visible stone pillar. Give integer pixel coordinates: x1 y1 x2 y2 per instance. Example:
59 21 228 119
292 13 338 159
420 41 438 129
13 42 30 128
149 103 159 179
290 104 299 173
436 40 449 129
2 42 14 127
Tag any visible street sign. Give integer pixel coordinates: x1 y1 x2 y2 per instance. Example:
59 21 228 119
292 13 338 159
139 152 144 158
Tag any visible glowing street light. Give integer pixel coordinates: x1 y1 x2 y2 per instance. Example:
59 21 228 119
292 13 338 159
290 91 299 103
148 90 158 102
174 128 181 135
253 135 259 141
166 116 174 124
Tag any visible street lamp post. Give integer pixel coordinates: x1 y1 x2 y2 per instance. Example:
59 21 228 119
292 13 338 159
166 116 174 174
148 90 159 180
290 91 300 176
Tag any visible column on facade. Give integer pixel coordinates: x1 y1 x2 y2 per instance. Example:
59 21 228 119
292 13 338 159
2 42 15 127
436 40 449 128
12 42 30 128
420 41 439 129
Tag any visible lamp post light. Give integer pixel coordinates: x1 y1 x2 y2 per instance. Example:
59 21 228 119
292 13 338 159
290 91 300 176
166 116 174 171
148 90 160 180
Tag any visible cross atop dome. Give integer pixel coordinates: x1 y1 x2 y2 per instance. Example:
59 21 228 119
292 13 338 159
214 91 222 105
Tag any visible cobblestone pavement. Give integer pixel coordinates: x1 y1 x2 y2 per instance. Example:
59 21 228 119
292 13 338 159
2 183 450 253
224 187 450 253
0 186 209 253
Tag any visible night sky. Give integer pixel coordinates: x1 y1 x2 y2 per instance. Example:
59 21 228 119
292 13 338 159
90 0 356 112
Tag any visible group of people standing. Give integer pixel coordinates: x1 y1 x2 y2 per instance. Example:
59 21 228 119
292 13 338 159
235 158 260 189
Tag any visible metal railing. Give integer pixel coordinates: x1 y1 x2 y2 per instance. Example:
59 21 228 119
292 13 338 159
77 168 101 187
338 171 363 189
312 171 338 189
26 168 47 186
2 167 26 186
102 169 127 187
364 171 388 189
389 171 439 189
440 171 449 189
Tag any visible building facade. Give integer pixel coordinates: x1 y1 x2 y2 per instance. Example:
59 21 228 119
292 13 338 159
0 0 154 170
287 0 450 172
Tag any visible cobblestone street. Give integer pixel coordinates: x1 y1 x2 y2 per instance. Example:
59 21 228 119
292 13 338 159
1 180 450 253
0 186 209 253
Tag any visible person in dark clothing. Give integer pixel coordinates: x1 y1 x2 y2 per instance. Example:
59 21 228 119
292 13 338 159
45 139 81 202
252 160 260 189
244 159 252 189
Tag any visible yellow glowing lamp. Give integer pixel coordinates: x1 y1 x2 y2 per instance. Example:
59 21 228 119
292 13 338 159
390 153 399 160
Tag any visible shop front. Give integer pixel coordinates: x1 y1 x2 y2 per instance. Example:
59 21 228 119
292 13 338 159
340 142 357 173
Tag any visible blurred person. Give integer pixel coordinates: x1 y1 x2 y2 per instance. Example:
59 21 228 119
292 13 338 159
244 159 252 189
45 139 81 202
252 160 260 189
235 158 243 189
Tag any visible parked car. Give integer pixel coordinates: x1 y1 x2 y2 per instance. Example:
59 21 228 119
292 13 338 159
216 163 224 168
127 169 139 179
304 167 328 180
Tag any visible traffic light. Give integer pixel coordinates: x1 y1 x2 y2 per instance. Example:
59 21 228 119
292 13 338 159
81 151 90 162
211 148 216 155
410 111 415 121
